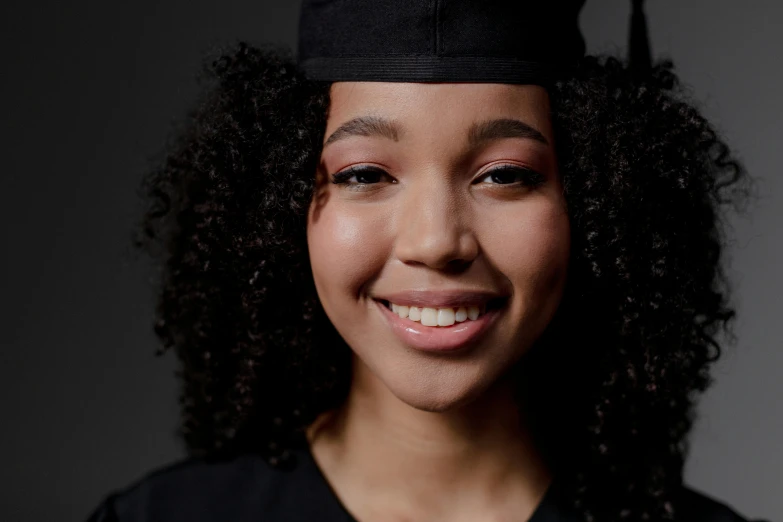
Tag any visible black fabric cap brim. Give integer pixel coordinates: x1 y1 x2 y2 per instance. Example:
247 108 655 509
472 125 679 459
299 55 571 86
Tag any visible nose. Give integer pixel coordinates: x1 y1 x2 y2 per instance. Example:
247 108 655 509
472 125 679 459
393 179 479 271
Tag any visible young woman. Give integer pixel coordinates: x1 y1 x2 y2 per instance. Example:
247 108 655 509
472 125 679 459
86 1 771 521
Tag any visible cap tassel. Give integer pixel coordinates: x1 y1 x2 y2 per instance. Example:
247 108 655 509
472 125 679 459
629 0 652 70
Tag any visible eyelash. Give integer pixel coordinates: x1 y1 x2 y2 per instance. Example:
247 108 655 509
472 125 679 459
330 165 392 187
330 165 545 189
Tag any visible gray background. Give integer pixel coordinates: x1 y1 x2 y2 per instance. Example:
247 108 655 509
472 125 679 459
0 1 780 521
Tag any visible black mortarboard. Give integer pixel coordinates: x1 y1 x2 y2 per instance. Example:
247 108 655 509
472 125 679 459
297 0 652 86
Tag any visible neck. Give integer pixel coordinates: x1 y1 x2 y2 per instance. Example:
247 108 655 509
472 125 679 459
306 354 552 522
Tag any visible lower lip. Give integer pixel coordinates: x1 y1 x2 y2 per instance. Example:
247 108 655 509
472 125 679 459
375 300 504 353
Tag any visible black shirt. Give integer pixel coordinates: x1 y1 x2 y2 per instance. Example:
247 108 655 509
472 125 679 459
85 445 763 522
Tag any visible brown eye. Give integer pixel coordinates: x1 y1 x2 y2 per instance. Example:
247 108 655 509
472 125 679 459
475 165 545 188
331 165 393 186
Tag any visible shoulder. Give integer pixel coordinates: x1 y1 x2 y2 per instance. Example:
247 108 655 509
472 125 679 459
84 452 306 522
677 483 769 522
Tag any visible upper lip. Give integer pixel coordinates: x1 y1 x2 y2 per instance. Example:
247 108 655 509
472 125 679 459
373 289 507 308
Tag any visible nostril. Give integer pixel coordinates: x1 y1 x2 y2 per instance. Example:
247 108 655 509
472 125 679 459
444 258 472 274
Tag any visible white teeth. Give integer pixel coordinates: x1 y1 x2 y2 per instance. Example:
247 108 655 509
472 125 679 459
421 307 438 326
437 308 456 326
386 302 488 326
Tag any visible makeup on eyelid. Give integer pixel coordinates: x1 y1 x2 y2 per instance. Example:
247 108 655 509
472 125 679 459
319 122 552 182
329 164 546 191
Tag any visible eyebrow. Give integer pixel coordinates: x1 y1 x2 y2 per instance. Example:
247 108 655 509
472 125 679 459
323 115 549 147
324 116 401 146
468 118 549 146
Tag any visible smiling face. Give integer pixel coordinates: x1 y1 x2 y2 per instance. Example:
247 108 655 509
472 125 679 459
307 82 570 412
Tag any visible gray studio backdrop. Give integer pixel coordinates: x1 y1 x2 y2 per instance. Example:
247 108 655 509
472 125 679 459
1 1 780 521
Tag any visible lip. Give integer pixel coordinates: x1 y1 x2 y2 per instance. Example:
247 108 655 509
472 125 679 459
374 298 505 353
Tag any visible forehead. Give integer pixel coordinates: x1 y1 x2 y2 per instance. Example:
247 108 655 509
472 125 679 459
325 82 553 141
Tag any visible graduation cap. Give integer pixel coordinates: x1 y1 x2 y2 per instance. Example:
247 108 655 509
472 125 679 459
297 0 652 86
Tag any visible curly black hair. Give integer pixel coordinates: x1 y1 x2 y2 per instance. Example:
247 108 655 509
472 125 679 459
132 41 755 522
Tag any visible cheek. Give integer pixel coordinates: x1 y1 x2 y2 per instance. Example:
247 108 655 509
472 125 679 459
483 200 570 303
307 201 391 303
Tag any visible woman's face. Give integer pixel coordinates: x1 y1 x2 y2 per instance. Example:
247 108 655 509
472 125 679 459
307 82 570 412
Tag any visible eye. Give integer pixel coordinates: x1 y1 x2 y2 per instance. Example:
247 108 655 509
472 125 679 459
474 165 545 188
330 165 395 188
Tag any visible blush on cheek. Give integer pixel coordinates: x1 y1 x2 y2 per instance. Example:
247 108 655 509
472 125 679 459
498 206 570 311
308 205 392 302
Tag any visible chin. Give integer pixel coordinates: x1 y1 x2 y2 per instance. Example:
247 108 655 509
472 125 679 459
382 368 493 413
395 391 474 413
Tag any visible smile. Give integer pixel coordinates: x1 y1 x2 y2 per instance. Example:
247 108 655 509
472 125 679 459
384 301 487 326
374 297 507 353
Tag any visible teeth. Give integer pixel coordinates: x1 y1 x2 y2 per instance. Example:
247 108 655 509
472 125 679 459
421 307 438 326
388 302 485 326
437 308 455 326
